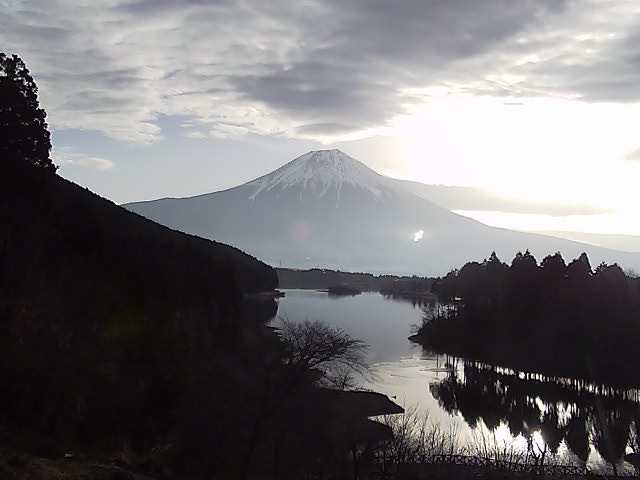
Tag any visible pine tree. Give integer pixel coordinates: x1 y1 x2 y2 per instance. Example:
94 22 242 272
1 53 56 172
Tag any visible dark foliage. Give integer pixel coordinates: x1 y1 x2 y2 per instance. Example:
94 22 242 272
0 53 55 172
0 157 277 452
417 251 640 385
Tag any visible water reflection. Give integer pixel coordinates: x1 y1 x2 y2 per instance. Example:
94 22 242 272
274 289 426 363
380 293 436 309
429 358 640 473
273 290 640 474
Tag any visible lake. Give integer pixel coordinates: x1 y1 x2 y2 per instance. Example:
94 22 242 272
273 289 640 474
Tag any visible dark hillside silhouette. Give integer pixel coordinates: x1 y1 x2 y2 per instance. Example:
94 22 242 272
414 251 640 384
1 154 279 452
0 54 403 480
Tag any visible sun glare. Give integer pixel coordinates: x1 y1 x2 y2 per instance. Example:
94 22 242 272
391 95 640 224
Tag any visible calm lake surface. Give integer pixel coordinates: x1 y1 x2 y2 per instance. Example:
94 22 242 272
273 289 640 474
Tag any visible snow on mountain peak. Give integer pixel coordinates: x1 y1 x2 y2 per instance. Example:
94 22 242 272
248 149 388 199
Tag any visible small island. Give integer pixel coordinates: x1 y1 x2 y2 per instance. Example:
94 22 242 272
328 284 363 296
277 267 434 302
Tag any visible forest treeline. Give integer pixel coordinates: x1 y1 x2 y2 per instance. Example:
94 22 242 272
414 250 640 385
277 267 433 297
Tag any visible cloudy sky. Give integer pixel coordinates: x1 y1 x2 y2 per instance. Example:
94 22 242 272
3 0 640 238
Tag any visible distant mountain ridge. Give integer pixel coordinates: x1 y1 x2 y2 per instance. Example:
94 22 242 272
125 149 640 275
532 230 640 254
391 179 606 216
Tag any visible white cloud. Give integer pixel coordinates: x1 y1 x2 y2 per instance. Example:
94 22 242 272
2 0 640 145
54 147 115 170
626 147 640 162
184 130 206 139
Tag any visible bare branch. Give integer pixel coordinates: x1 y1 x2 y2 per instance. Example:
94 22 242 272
277 319 368 387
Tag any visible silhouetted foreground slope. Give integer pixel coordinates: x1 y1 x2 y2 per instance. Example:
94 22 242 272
0 161 406 479
0 160 277 463
2 160 276 300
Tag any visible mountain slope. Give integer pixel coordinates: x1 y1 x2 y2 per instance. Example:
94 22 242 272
0 159 278 448
535 231 640 253
1 158 276 298
125 149 640 275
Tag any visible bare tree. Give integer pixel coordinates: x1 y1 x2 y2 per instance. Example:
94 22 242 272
278 319 368 388
376 406 462 475
241 320 368 479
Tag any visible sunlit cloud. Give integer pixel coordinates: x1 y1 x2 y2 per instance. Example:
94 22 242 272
387 95 640 219
3 0 640 144
625 147 640 162
54 147 115 171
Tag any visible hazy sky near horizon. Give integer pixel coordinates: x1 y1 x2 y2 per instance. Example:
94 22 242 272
3 0 640 235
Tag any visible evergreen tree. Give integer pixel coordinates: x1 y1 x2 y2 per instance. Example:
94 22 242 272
567 252 592 281
1 53 55 171
540 252 567 282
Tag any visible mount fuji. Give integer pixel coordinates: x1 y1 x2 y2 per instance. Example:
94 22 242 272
125 150 640 275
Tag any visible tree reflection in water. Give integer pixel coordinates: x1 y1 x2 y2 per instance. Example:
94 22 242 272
429 358 640 472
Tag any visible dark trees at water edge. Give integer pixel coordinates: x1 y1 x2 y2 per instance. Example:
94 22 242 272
418 250 640 384
1 53 56 172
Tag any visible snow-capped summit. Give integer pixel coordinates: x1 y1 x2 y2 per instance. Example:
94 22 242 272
248 149 388 199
